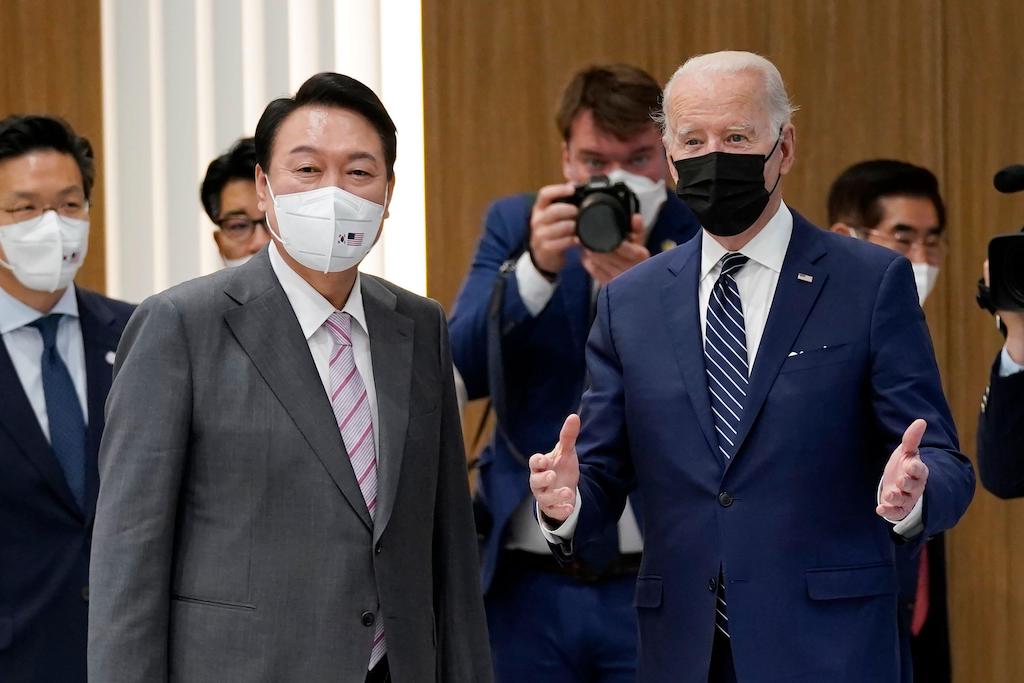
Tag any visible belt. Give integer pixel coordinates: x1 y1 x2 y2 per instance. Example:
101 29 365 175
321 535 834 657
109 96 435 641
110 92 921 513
505 549 642 583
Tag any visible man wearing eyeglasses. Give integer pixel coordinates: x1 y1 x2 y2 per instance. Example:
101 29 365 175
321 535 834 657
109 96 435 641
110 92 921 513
827 158 951 683
0 114 134 682
201 137 271 268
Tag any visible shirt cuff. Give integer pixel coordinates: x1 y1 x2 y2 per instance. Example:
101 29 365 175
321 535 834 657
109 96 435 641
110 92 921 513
877 479 925 538
999 345 1024 378
515 251 557 317
537 488 581 544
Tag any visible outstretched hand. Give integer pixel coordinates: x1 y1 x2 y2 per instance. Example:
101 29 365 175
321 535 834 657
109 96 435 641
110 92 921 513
529 414 581 523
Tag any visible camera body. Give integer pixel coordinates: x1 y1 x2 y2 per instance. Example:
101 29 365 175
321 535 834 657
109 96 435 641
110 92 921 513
557 175 639 253
978 230 1024 312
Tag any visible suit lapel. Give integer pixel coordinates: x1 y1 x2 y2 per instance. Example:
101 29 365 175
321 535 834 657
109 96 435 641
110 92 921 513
662 233 719 460
77 290 123 524
223 254 373 531
0 330 82 518
725 216 828 471
361 277 414 544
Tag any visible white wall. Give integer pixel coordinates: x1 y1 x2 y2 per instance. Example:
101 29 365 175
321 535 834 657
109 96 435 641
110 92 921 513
101 0 426 302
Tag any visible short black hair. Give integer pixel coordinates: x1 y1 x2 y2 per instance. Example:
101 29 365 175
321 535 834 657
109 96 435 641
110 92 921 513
827 159 946 232
200 137 257 221
0 114 95 199
255 72 397 179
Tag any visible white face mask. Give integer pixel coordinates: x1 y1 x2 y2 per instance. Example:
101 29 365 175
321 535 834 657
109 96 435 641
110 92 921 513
266 179 386 273
0 210 90 292
222 254 253 269
606 169 667 229
912 262 940 305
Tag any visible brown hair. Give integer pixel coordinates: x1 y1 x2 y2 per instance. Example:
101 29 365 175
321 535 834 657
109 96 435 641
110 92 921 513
555 64 663 142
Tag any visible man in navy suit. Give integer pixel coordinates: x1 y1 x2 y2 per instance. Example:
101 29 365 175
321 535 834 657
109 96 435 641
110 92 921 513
531 51 974 683
449 64 699 682
0 114 134 682
977 262 1024 498
827 159 954 683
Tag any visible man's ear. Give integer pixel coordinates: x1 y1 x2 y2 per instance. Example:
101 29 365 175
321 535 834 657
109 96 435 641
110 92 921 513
255 164 269 212
831 222 856 237
383 175 396 219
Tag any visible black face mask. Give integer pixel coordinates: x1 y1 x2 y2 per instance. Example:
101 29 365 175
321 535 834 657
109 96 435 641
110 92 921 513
673 131 783 237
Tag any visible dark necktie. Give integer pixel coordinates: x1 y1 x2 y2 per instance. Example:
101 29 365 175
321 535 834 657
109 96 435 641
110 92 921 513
703 253 750 641
29 314 87 510
704 253 750 464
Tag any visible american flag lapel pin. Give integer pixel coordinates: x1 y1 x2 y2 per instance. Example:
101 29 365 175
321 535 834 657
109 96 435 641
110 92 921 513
797 273 813 283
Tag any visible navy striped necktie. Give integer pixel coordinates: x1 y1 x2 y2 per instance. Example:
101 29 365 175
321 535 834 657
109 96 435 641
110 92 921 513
29 313 87 510
704 252 750 465
704 253 750 644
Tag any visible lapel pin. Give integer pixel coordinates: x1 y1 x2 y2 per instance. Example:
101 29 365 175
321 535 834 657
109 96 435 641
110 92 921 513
660 239 677 253
797 273 813 283
105 351 116 365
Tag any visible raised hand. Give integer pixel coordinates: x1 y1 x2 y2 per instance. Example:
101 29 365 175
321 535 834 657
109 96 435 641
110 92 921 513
877 419 930 521
529 414 581 523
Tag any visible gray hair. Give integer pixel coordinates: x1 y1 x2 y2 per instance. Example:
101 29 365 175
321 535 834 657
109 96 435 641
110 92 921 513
655 51 798 145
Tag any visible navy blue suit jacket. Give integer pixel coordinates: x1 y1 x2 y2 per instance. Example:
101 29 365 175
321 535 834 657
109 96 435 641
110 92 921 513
562 210 974 683
449 190 699 591
0 288 134 682
978 353 1024 498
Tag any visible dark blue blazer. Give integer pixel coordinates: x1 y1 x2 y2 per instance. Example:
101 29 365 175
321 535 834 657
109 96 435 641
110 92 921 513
449 190 699 591
0 288 134 682
561 210 974 683
978 352 1024 498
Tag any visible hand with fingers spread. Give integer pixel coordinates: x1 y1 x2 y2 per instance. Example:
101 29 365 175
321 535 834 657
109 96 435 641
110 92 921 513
529 414 581 523
529 183 580 277
877 419 930 521
581 214 651 285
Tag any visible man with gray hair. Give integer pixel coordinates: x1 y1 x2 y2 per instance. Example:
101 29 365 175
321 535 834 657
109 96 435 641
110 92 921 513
529 51 974 682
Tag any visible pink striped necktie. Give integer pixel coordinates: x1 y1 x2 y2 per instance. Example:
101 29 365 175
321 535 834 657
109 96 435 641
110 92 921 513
324 311 386 669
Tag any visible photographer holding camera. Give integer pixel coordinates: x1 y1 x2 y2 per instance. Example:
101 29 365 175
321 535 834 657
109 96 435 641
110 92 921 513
977 249 1024 499
448 64 699 682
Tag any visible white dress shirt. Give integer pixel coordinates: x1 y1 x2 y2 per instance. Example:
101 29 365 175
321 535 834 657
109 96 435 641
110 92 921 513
0 285 88 441
999 346 1023 377
542 201 923 543
269 242 380 455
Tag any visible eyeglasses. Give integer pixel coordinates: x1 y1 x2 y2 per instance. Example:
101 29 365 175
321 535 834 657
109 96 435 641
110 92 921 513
216 215 269 243
1 201 89 222
857 227 946 258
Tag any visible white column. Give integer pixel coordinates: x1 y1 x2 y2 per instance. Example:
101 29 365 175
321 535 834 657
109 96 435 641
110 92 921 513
102 0 426 302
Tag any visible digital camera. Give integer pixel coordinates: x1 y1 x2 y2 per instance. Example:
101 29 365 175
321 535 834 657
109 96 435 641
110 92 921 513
557 175 639 253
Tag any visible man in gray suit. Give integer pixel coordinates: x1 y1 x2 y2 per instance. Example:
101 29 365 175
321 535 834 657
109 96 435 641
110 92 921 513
88 72 492 683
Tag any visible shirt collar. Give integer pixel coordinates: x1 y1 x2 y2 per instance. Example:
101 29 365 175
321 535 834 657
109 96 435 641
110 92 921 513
0 284 79 335
700 200 793 282
268 242 367 341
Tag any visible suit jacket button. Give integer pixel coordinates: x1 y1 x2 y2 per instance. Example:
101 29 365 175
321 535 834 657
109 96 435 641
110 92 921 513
375 542 383 555
718 491 734 508
361 611 376 627
708 577 717 593
81 586 90 601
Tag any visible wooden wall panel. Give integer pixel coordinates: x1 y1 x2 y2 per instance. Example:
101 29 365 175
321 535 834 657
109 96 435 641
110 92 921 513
423 2 1024 679
0 0 106 293
941 3 1024 681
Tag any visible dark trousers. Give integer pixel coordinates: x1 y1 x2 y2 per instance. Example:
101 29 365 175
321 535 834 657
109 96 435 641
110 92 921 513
366 656 390 683
486 563 638 683
708 626 737 683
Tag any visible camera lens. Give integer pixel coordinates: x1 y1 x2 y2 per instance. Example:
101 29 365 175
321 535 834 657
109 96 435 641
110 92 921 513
577 195 628 253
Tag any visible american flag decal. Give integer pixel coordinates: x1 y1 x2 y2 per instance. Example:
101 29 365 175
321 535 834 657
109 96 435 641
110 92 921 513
347 232 364 246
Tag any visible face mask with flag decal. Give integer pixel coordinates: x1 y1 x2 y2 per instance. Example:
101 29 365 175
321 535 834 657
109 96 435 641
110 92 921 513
266 179 386 273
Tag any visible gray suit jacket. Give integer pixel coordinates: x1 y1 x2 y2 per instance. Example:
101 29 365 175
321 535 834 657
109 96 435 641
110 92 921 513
88 250 492 682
